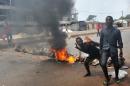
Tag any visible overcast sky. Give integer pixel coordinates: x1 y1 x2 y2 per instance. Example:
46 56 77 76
75 0 130 22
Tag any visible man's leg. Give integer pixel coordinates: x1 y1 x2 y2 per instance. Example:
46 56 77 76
84 57 93 77
97 30 100 36
111 53 120 83
6 34 10 46
100 51 110 82
97 31 98 36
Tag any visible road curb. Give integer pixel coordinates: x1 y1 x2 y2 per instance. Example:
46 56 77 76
69 27 130 38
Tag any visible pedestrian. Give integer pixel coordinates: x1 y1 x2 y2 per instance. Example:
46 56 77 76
100 16 123 85
3 21 13 47
96 23 101 37
75 36 100 77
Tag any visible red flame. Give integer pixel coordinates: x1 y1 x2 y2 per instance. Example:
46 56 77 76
51 48 76 64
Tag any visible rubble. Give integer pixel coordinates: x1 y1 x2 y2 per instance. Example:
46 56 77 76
15 44 50 56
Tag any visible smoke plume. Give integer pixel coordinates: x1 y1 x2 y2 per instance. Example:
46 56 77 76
12 0 74 50
31 0 74 50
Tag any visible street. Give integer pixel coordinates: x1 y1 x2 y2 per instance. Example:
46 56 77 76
0 29 130 86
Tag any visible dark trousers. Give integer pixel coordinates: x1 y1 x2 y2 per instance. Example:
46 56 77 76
100 50 119 81
97 30 100 37
84 55 100 74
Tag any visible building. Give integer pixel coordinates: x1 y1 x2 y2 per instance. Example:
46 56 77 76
0 0 15 21
0 0 38 34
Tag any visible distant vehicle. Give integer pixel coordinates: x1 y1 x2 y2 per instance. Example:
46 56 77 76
79 21 87 31
62 28 73 33
59 24 73 33
59 20 87 31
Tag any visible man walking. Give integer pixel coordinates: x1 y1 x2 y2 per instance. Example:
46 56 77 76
4 21 13 47
96 23 101 36
100 16 123 85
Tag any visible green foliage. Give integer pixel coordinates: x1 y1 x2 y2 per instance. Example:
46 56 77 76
125 14 130 19
87 15 96 21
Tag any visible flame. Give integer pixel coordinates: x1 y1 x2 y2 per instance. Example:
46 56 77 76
51 48 76 64
55 48 69 61
67 56 76 64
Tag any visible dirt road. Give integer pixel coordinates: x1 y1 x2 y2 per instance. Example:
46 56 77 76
0 29 130 86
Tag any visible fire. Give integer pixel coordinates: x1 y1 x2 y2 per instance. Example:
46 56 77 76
51 48 76 64
67 56 76 64
54 48 69 61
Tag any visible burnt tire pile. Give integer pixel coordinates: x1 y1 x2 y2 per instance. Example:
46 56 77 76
15 45 49 56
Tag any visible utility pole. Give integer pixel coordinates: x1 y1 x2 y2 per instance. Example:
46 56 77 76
121 10 124 27
72 8 78 21
9 0 12 6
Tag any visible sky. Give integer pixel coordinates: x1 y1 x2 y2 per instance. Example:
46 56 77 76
75 0 130 22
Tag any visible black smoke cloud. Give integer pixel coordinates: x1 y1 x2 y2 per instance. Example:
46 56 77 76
31 0 74 50
13 0 74 50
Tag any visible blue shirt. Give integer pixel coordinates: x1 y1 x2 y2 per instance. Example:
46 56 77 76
100 27 123 52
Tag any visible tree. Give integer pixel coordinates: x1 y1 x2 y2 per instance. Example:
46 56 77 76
119 16 125 20
87 15 96 21
125 14 130 19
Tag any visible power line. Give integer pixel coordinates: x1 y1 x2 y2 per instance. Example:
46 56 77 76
77 10 128 14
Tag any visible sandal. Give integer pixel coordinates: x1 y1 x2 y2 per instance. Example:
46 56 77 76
103 80 110 86
115 79 121 84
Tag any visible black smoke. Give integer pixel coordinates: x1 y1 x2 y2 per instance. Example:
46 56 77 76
12 0 74 50
31 0 74 50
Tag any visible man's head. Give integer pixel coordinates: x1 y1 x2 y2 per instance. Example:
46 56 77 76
106 16 114 27
76 37 83 45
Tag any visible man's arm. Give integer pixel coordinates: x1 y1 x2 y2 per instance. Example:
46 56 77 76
117 30 123 57
91 41 100 47
100 30 104 50
75 43 87 53
75 43 82 50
